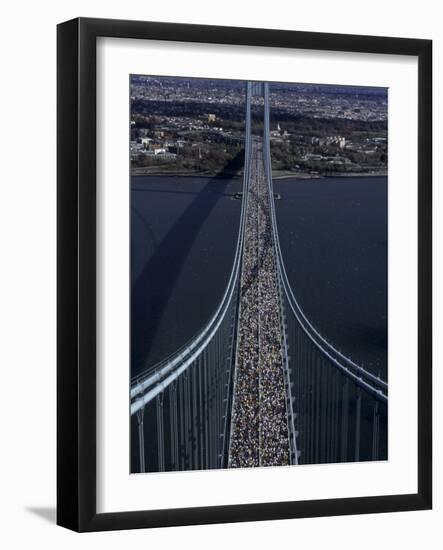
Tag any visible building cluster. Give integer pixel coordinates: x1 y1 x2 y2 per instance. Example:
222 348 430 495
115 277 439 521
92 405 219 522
229 139 290 468
300 153 352 166
130 132 178 161
269 85 387 122
311 135 346 149
130 75 245 106
130 76 387 174
130 111 239 165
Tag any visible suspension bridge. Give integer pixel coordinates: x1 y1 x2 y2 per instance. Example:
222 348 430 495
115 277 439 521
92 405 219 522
130 82 388 473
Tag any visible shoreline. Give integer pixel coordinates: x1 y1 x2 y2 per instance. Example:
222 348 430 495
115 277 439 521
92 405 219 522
131 170 387 181
272 170 387 180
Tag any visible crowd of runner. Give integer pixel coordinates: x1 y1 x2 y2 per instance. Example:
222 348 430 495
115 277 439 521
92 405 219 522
229 140 290 468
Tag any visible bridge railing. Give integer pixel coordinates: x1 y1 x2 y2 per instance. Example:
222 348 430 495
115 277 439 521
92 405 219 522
130 83 253 473
263 83 388 464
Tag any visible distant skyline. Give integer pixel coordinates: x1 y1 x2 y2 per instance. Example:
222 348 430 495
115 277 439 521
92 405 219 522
131 74 387 94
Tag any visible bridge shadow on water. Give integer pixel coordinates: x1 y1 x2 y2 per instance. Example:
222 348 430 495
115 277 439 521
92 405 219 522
131 186 234 198
131 151 245 376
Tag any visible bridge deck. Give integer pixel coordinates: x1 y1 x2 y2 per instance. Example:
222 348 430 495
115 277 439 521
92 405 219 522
228 139 290 468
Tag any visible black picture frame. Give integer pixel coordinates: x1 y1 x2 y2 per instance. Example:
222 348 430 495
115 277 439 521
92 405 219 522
57 17 432 532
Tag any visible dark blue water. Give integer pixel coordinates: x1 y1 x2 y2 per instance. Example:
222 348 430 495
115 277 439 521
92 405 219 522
131 175 243 376
274 177 387 379
131 175 387 379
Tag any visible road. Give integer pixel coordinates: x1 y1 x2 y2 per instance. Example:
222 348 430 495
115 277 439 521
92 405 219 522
228 138 290 468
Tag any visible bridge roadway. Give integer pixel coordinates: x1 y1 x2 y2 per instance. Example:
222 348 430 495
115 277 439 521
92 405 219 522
228 138 290 468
